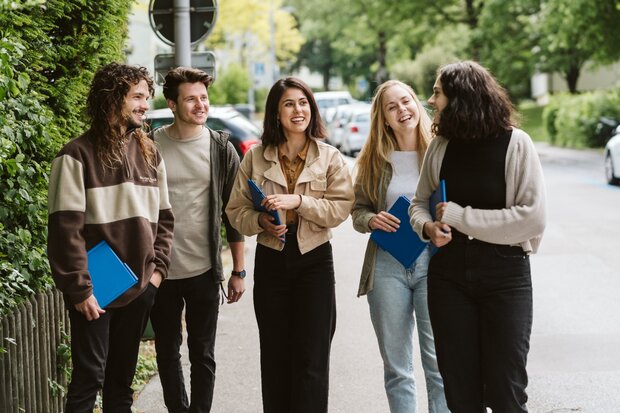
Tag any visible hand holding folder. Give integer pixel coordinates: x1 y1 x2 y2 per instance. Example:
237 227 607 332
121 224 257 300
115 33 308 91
87 240 138 308
247 179 285 243
370 196 427 268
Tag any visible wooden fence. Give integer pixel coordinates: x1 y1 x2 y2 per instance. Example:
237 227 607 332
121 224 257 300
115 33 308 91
0 289 69 413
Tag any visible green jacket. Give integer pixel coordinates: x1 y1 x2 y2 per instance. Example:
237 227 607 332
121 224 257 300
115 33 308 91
351 164 392 296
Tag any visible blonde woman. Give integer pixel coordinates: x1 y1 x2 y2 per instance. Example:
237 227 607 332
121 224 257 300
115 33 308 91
352 80 448 413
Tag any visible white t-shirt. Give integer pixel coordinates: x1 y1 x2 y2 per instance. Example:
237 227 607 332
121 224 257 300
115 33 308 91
154 126 212 279
385 151 420 210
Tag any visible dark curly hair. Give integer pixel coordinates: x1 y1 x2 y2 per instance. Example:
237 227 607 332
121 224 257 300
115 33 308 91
86 63 156 169
261 77 326 147
163 66 213 103
433 61 516 141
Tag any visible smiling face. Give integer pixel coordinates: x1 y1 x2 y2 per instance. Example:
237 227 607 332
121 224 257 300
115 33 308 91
278 87 311 138
169 82 209 126
428 76 449 123
382 84 421 134
121 79 150 129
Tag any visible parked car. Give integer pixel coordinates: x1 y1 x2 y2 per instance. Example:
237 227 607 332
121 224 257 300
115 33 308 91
146 106 261 159
339 105 372 157
313 91 355 121
604 125 620 185
325 103 370 149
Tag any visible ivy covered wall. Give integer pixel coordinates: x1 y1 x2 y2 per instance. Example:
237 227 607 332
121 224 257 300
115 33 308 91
0 0 134 314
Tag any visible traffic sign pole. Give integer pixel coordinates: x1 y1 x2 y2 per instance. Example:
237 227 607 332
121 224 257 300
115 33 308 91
173 0 191 67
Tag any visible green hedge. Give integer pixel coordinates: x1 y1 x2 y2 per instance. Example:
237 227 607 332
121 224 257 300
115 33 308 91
0 1 133 315
542 87 620 148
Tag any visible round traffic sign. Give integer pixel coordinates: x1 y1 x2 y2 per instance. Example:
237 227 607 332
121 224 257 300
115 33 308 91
149 0 218 46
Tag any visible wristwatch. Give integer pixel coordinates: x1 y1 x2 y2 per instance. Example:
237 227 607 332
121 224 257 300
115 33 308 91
231 270 246 279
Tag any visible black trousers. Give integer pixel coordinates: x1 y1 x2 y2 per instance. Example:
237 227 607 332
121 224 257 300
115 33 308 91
428 238 533 413
253 236 336 413
65 284 157 413
150 270 220 413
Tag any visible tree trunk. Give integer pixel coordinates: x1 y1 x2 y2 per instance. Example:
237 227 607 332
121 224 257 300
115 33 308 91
565 64 581 94
375 31 388 85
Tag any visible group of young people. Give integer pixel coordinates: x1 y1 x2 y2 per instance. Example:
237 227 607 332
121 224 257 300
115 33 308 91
47 59 545 413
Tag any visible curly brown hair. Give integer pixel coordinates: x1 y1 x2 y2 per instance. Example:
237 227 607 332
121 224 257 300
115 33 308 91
86 63 156 169
433 61 517 141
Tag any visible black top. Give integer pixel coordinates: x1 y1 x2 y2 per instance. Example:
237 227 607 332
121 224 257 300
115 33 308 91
440 129 512 212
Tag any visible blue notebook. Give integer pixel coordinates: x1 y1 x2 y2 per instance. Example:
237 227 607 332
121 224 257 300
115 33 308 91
87 240 138 308
247 179 285 242
370 195 427 268
429 179 447 255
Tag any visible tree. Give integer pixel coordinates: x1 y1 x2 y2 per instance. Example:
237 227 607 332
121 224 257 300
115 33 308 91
535 0 620 93
475 0 540 100
206 0 303 73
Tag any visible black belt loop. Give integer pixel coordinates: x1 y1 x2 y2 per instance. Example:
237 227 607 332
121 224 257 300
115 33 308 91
286 224 298 236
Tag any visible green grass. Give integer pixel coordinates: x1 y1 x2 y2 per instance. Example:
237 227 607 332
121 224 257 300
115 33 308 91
518 102 548 142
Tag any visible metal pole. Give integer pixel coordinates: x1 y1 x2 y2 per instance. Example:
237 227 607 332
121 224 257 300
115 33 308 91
174 0 192 67
269 1 278 84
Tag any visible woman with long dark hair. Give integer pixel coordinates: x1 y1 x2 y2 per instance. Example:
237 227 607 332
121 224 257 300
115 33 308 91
226 77 354 413
410 61 547 412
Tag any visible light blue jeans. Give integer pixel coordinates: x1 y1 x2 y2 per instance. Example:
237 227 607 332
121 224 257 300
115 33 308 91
367 246 449 413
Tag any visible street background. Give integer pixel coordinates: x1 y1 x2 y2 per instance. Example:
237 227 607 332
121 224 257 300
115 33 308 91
135 143 620 413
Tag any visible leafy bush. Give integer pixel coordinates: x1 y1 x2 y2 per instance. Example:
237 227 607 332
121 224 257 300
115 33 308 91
0 1 133 314
209 63 252 106
543 87 620 148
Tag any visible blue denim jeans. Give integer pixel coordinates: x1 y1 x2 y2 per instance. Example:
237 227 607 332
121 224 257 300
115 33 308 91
368 246 449 413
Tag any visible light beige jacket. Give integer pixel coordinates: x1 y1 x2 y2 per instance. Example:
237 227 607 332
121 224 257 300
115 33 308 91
409 128 546 254
226 138 354 254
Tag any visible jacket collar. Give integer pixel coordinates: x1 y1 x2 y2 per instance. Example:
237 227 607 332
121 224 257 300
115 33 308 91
263 138 321 187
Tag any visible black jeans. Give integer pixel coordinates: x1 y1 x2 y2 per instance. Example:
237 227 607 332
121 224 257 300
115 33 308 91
428 237 532 413
65 283 157 413
150 270 220 413
253 236 336 413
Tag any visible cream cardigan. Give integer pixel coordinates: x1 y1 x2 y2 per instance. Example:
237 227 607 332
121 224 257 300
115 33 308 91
409 128 546 254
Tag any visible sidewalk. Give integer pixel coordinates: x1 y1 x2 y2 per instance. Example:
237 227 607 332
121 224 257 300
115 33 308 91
134 218 431 413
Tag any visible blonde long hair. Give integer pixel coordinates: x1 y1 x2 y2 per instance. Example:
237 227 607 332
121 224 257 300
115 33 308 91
356 80 433 205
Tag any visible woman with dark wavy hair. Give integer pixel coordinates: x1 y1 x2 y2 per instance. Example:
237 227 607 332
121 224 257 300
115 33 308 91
409 61 547 413
226 77 354 412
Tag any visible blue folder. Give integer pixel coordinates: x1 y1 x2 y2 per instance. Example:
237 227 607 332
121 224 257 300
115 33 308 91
247 179 285 242
370 195 427 268
87 240 138 308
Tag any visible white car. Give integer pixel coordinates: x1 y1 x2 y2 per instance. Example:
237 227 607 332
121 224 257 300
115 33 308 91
313 91 355 121
325 103 369 148
339 104 372 157
605 125 620 185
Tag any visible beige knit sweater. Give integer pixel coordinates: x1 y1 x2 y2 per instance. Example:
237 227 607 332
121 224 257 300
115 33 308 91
409 128 546 254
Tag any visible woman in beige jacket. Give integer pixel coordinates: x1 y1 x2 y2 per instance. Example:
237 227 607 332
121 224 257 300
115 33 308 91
226 77 354 413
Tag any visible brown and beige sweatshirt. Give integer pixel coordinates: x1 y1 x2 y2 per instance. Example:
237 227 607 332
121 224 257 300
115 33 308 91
47 132 174 308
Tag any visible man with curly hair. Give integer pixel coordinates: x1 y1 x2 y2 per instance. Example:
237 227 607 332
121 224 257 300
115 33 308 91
47 63 174 412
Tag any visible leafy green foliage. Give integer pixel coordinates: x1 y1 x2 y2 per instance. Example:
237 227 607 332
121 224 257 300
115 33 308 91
209 63 252 106
0 1 133 314
543 87 620 147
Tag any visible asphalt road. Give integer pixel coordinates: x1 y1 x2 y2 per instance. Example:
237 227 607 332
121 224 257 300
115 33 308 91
135 142 620 413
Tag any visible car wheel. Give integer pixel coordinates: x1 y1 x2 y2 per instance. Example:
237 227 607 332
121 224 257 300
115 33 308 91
605 152 620 185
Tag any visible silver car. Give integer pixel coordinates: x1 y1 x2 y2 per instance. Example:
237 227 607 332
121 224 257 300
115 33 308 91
326 103 368 149
339 105 372 157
